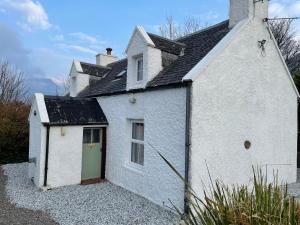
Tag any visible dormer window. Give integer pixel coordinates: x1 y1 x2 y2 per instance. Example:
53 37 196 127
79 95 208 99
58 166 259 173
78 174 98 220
137 57 143 81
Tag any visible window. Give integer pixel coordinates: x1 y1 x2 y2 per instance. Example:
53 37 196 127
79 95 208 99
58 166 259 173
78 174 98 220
137 58 143 81
83 128 100 144
131 122 144 165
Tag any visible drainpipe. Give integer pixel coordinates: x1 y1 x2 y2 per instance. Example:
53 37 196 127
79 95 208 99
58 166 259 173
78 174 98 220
184 81 192 214
43 125 50 187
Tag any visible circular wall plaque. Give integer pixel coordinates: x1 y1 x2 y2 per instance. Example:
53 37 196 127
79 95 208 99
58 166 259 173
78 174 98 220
244 140 251 150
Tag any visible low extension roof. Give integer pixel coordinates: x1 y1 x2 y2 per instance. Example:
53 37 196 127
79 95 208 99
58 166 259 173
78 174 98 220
44 96 108 126
78 20 230 97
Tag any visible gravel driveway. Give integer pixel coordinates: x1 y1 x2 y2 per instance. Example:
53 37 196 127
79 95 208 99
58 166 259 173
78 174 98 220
2 163 179 225
0 166 58 225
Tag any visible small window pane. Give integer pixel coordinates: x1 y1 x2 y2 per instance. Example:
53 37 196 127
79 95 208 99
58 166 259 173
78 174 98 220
137 59 143 81
137 144 144 165
92 129 100 143
131 143 144 166
131 143 137 163
132 123 144 141
83 129 91 144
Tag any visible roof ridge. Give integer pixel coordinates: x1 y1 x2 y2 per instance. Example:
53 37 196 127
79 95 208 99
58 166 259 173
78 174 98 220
176 20 229 41
147 32 186 46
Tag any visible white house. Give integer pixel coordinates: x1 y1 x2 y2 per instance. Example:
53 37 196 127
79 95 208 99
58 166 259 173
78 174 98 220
28 0 299 212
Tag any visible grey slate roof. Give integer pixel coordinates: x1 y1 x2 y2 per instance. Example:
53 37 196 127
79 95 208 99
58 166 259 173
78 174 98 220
78 59 127 97
147 33 186 56
79 20 230 97
44 96 108 125
80 62 111 77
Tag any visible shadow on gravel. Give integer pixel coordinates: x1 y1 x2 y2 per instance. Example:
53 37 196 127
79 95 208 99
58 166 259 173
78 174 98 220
0 167 59 225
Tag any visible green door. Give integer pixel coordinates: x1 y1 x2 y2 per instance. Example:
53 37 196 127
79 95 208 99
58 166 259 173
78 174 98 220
81 128 102 181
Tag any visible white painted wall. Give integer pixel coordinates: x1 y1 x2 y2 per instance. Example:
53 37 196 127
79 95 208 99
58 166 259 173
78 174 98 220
229 0 268 28
126 27 162 90
28 99 41 183
98 87 186 209
70 62 90 97
29 103 106 188
46 126 84 188
28 95 48 187
189 17 298 199
96 54 118 66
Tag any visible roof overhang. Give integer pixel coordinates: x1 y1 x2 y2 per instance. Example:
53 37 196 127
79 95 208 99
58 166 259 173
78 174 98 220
33 93 50 123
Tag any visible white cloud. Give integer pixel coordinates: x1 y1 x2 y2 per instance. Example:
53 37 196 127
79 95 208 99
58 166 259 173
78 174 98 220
56 43 98 55
48 77 65 86
69 32 98 44
51 34 64 42
269 0 300 40
0 0 52 30
269 0 300 17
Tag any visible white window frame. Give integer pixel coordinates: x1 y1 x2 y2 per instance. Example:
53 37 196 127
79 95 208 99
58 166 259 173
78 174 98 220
136 57 143 82
130 120 144 167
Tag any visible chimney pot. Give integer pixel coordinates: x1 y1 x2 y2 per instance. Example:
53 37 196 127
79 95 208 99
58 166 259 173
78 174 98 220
106 48 112 55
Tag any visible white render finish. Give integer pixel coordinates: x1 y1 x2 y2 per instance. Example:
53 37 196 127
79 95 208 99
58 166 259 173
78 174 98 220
189 16 298 199
46 126 84 188
28 94 48 187
28 94 107 188
126 26 162 90
229 0 268 28
96 53 118 67
69 61 90 97
98 87 186 209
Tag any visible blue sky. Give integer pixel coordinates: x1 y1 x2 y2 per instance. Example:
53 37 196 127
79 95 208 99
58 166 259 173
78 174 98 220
0 0 299 95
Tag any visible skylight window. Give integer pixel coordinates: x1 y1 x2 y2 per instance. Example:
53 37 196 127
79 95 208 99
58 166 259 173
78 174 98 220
116 70 126 77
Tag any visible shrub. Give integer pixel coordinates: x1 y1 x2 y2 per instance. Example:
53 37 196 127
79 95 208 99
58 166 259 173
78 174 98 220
158 152 300 225
180 169 300 225
0 102 30 164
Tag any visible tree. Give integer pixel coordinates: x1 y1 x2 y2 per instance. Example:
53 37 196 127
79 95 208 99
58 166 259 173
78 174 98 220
158 16 204 40
269 19 300 76
0 101 30 164
0 60 30 164
0 60 29 103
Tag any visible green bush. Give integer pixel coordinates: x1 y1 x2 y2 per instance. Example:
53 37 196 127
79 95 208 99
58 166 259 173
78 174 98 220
0 102 30 164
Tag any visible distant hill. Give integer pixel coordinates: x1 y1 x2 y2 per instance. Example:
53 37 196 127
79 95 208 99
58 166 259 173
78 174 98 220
26 77 65 97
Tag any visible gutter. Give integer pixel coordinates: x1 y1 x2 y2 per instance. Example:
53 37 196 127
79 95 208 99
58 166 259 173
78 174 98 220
43 124 50 187
184 81 192 214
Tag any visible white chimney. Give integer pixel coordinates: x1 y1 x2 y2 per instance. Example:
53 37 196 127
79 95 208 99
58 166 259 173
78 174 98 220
96 48 118 67
229 0 268 28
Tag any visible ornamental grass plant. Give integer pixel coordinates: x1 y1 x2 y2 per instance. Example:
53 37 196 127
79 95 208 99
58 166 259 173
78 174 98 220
158 152 300 225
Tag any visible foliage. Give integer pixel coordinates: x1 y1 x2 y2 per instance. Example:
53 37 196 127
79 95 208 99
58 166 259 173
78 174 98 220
180 169 300 225
293 73 300 91
0 102 30 164
158 152 300 225
269 19 300 77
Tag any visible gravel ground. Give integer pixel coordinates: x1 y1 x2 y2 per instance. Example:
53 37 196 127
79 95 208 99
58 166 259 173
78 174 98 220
0 166 59 225
2 163 179 225
287 169 300 198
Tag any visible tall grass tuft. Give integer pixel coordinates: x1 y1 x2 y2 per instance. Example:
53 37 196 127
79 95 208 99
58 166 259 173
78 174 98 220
157 152 300 225
181 168 300 225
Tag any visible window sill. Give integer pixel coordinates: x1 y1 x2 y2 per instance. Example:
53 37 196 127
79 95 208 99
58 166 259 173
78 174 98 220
123 162 144 175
